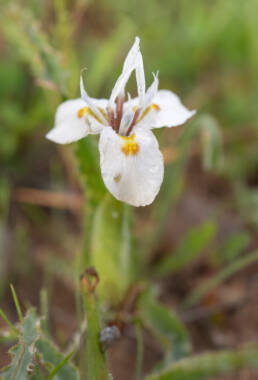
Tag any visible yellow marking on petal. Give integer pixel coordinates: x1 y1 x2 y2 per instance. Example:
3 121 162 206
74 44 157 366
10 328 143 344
98 107 108 121
121 134 139 156
77 106 102 123
137 103 160 123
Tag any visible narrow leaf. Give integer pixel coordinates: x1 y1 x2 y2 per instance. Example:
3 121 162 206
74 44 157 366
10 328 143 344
0 309 19 334
47 351 75 380
184 250 258 308
35 338 79 380
91 195 132 304
154 221 216 277
138 290 191 367
145 346 258 380
216 231 250 264
1 309 40 380
10 284 23 322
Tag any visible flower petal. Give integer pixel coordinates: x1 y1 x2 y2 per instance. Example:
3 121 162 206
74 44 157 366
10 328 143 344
109 37 140 107
142 72 159 110
80 75 108 124
99 127 164 206
46 99 90 144
135 51 146 108
151 89 196 128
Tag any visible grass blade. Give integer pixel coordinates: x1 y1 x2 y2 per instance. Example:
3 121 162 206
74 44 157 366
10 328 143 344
184 250 258 308
145 346 258 380
47 351 75 380
10 284 23 322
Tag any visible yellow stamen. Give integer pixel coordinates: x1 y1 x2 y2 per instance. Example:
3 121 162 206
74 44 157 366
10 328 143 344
137 103 160 123
77 106 103 123
121 134 139 156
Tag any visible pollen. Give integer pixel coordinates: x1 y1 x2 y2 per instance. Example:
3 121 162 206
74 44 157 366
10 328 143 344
121 134 139 156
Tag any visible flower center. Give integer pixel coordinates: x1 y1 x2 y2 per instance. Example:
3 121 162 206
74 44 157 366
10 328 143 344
78 99 160 138
120 134 139 156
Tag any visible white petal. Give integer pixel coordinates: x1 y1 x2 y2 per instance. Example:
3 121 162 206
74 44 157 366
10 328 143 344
143 72 159 110
80 75 107 124
46 99 89 144
135 51 145 107
109 37 140 106
151 90 196 128
86 115 106 134
99 127 164 207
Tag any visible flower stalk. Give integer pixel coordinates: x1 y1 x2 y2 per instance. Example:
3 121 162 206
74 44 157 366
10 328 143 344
80 268 111 380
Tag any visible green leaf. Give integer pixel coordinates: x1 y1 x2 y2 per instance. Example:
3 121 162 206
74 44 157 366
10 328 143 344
184 250 258 308
154 221 216 277
10 284 23 323
35 338 79 380
0 309 19 335
47 351 75 380
145 346 258 380
0 306 80 380
216 230 251 264
138 290 191 367
30 366 46 380
91 194 132 304
1 309 40 380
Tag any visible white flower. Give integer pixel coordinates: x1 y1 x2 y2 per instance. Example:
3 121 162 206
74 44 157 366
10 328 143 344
46 37 195 207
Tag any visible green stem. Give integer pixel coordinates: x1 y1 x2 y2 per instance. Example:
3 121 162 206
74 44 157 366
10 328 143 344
81 270 111 380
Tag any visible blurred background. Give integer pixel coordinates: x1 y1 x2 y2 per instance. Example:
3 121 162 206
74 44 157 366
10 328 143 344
1 0 258 379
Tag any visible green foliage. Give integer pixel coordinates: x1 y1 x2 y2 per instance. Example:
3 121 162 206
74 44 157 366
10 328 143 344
145 346 258 380
138 290 191 366
215 230 251 265
154 221 216 277
1 309 39 380
91 195 132 304
10 284 23 323
0 290 79 380
1 4 68 96
35 339 79 380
